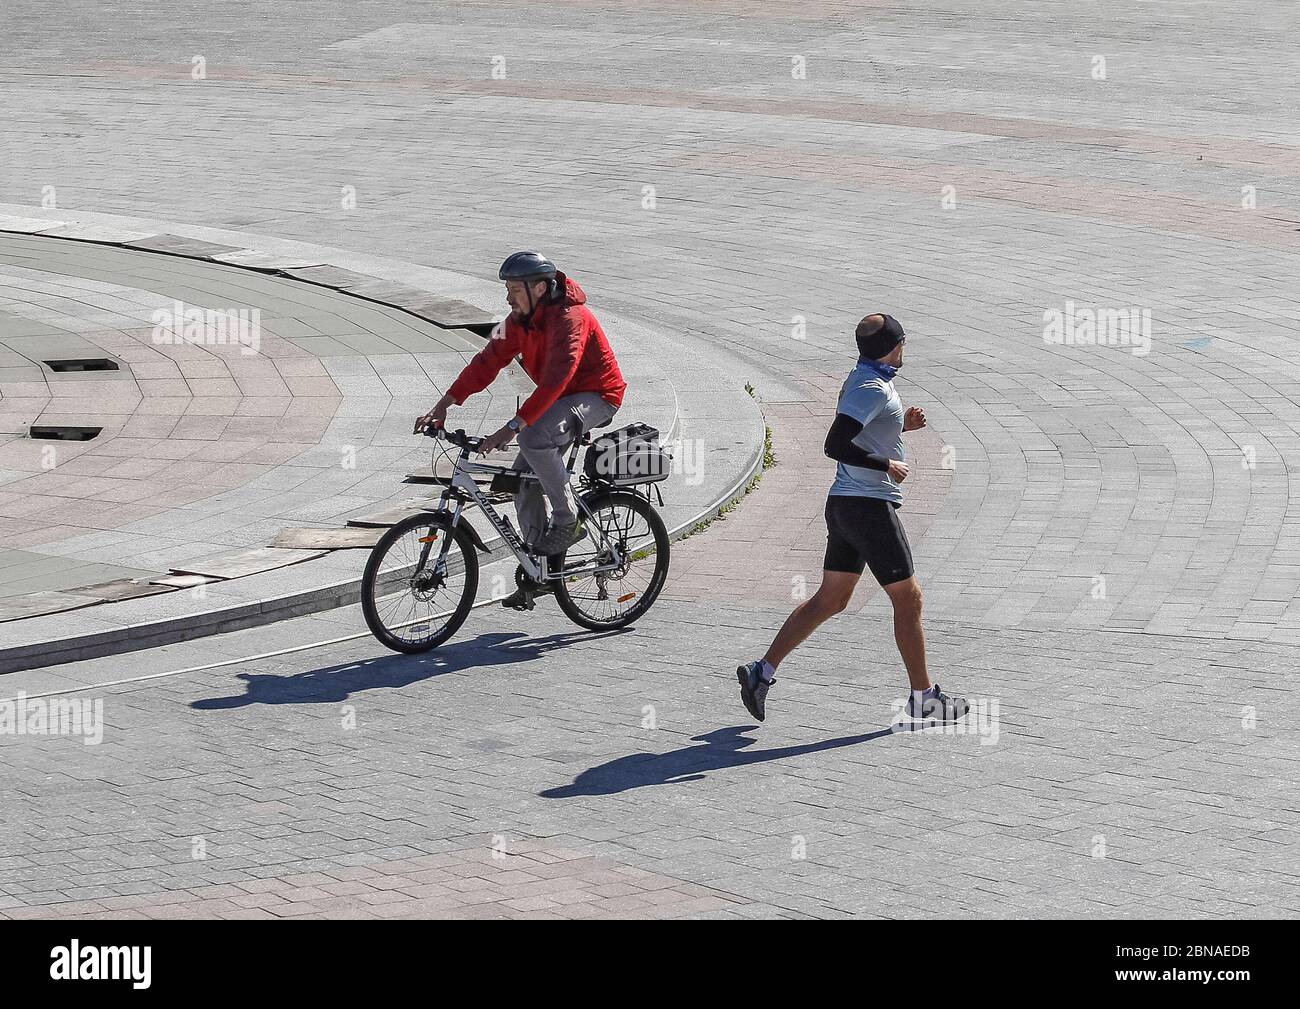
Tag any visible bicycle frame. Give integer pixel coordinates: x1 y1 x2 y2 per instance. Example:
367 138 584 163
421 437 627 584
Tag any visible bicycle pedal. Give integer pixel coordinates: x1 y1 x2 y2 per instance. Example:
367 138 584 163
500 593 536 612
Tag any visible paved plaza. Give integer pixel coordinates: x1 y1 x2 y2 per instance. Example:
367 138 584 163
0 0 1297 918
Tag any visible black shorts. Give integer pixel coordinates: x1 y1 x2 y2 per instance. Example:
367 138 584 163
823 495 914 585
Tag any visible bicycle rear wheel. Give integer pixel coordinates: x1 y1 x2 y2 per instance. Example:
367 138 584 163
362 512 479 652
553 489 669 630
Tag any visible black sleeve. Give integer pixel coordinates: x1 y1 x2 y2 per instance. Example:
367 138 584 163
824 413 891 472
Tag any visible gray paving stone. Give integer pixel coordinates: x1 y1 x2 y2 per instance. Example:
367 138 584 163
0 589 102 622
270 528 383 550
169 547 328 580
124 235 245 259
1 0 1297 920
149 573 220 589
77 579 175 602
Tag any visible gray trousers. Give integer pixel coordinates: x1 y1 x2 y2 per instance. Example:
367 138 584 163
512 392 617 545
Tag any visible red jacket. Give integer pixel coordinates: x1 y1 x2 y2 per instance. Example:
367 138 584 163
447 272 626 427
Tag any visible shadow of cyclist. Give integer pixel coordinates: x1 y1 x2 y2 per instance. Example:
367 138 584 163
539 724 894 798
190 627 629 710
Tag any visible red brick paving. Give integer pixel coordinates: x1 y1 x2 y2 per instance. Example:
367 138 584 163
0 837 752 921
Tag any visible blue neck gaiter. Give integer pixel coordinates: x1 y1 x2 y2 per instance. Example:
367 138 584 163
859 357 897 382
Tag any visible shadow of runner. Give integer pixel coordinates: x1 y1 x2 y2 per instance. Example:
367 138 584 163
190 627 630 709
540 724 895 798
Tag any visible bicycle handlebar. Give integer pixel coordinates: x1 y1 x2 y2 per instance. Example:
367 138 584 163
418 424 483 452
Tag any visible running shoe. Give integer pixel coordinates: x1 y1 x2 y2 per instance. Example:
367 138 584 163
736 660 774 722
893 682 969 730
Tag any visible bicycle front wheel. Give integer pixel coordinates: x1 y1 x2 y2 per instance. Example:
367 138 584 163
362 512 479 652
554 489 670 630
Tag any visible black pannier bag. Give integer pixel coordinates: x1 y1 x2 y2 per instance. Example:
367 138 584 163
583 422 672 486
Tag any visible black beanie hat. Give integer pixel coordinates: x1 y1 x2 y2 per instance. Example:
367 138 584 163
855 313 906 360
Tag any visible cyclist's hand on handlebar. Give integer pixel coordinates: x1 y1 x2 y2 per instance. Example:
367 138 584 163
413 410 444 435
478 423 516 456
887 459 910 483
414 397 452 435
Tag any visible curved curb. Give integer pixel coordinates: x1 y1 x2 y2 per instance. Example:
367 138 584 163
0 428 764 674
0 213 765 673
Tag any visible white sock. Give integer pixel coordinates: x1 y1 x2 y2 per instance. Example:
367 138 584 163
759 660 776 682
910 686 935 711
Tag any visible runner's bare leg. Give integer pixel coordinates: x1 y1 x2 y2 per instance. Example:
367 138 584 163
762 570 860 670
882 575 930 691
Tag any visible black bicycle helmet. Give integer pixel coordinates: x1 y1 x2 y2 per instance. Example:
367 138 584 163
498 251 557 283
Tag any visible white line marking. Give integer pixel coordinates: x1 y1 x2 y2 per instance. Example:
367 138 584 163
2 596 498 703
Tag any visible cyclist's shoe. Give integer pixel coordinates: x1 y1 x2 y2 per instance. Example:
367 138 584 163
893 682 969 730
500 586 537 611
500 565 552 611
736 661 774 722
534 519 586 556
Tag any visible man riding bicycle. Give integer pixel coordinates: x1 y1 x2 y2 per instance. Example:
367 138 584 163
415 252 626 611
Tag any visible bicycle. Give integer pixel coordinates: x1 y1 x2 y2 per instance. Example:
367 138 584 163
361 424 671 653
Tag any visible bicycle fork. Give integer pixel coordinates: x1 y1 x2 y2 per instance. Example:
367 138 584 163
414 500 461 589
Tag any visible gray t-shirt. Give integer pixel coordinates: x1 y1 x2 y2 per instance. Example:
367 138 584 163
828 361 905 503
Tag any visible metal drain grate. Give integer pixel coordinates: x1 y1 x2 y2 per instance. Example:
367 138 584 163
43 358 120 372
29 425 103 441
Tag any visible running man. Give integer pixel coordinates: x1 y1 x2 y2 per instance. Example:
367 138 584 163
415 252 626 610
735 313 968 727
